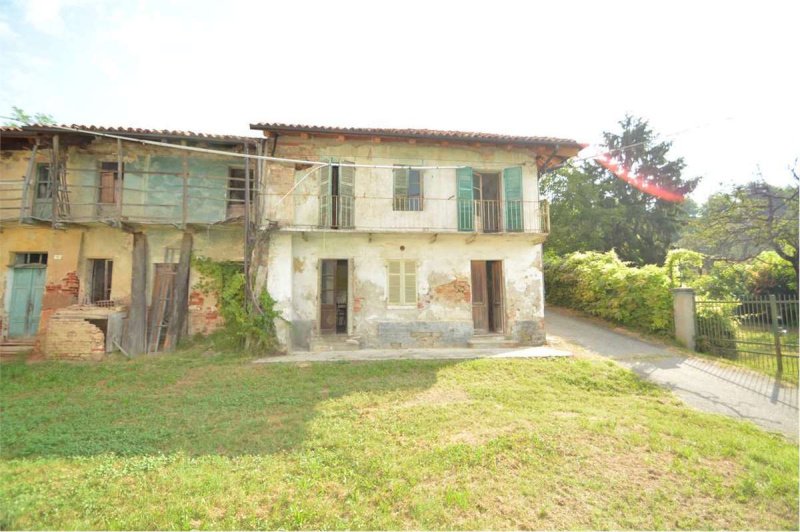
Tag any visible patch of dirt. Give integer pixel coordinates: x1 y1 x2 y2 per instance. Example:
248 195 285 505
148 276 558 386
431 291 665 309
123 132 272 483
163 366 213 393
396 387 470 409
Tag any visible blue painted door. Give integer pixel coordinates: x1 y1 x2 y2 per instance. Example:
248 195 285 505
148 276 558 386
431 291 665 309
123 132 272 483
8 267 46 337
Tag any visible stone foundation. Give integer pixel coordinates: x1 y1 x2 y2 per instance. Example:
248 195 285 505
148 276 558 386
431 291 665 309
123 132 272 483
367 321 473 349
510 318 546 346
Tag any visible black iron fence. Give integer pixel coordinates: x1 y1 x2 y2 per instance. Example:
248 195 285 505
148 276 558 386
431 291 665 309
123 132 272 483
695 294 799 382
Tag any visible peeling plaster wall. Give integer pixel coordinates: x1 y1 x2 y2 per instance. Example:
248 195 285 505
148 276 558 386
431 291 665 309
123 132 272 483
266 137 541 232
283 232 545 349
0 223 244 342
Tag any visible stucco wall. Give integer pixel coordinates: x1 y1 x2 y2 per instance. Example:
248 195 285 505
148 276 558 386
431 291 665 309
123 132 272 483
281 232 545 349
265 137 541 232
0 224 244 343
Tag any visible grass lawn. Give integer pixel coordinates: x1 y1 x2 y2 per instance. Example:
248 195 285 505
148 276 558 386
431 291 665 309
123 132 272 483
1 347 797 530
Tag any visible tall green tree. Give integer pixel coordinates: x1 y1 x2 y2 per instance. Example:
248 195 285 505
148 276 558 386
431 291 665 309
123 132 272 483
542 115 700 265
680 169 799 276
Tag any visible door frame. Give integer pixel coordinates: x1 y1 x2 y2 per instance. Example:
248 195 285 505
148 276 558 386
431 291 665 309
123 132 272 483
317 258 353 336
470 259 506 335
487 260 506 334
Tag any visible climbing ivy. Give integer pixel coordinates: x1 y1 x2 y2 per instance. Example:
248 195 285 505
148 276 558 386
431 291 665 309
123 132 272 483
192 257 281 354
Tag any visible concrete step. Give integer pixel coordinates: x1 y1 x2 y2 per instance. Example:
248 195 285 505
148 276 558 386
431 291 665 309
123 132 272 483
308 336 361 352
468 335 519 349
0 339 36 358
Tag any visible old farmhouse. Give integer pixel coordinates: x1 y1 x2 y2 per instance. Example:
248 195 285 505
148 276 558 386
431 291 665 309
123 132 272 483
0 123 582 358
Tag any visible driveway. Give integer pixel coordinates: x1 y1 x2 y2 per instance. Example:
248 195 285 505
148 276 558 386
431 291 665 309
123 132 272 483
545 307 798 440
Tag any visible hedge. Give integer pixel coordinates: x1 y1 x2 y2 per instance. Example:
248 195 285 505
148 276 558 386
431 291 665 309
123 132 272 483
544 250 674 335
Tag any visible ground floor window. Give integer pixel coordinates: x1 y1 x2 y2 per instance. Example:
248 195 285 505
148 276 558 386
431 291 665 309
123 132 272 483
387 260 417 306
89 259 113 303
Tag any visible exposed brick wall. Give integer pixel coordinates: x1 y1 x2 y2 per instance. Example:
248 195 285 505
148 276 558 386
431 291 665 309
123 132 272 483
43 318 105 361
187 290 224 336
40 271 81 337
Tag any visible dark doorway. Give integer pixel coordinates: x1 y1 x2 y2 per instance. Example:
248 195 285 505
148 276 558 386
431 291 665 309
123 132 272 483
320 259 348 334
89 259 113 303
330 166 340 227
471 260 504 334
473 172 502 232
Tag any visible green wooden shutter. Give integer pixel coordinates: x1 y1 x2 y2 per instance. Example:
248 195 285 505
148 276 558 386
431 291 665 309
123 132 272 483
408 169 422 210
456 167 474 231
339 161 355 228
318 158 332 226
393 167 409 210
503 166 523 232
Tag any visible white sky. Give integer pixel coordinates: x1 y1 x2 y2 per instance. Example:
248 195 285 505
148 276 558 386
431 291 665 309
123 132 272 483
1 0 798 202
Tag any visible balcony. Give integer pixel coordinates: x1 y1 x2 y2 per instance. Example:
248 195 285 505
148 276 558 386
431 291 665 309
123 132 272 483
0 168 255 227
284 195 549 234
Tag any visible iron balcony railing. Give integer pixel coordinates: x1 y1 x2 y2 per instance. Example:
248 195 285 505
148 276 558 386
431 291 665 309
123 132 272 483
294 195 549 233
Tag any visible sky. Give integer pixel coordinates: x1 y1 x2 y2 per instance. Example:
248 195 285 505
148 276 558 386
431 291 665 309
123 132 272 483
1 0 798 202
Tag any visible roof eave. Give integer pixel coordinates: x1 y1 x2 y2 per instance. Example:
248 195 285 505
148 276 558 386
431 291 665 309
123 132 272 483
20 125 260 146
249 123 582 150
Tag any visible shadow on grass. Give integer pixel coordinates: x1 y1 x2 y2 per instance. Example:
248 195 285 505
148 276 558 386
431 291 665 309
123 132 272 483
0 348 455 459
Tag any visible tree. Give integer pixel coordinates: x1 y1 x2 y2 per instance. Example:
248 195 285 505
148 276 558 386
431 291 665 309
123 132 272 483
2 106 56 126
680 165 799 276
541 115 700 265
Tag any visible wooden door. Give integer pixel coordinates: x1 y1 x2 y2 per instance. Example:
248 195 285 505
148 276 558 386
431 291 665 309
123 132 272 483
147 263 177 352
320 260 337 333
8 267 46 338
488 261 504 333
471 261 489 333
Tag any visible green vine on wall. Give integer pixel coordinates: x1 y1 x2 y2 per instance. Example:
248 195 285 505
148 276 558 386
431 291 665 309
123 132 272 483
192 257 281 354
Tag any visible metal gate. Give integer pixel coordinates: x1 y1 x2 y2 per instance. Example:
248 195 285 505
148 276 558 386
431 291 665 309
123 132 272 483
695 294 799 379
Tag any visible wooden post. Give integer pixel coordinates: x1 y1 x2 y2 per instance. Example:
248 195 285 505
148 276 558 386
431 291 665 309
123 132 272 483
124 231 148 355
243 142 251 311
181 142 188 228
116 138 123 226
769 294 783 374
163 231 193 351
20 142 38 222
50 135 59 226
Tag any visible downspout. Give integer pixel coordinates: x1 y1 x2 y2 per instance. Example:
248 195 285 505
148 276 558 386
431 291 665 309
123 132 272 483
270 133 279 157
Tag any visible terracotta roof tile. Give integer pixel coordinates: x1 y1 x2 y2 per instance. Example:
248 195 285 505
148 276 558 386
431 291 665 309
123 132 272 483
251 122 582 148
19 124 259 143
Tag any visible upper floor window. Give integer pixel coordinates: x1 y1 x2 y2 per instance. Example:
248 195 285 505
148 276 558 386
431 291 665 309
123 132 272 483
15 253 48 266
387 260 417 306
35 163 51 200
227 167 255 207
98 162 123 204
393 167 423 211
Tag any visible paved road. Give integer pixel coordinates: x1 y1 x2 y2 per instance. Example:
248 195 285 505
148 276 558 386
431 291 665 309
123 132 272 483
545 307 798 440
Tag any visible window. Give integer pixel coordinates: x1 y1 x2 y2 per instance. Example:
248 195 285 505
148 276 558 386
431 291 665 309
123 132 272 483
89 259 113 303
14 253 48 266
393 167 423 211
387 260 417 306
98 162 123 204
35 164 52 200
227 167 255 208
